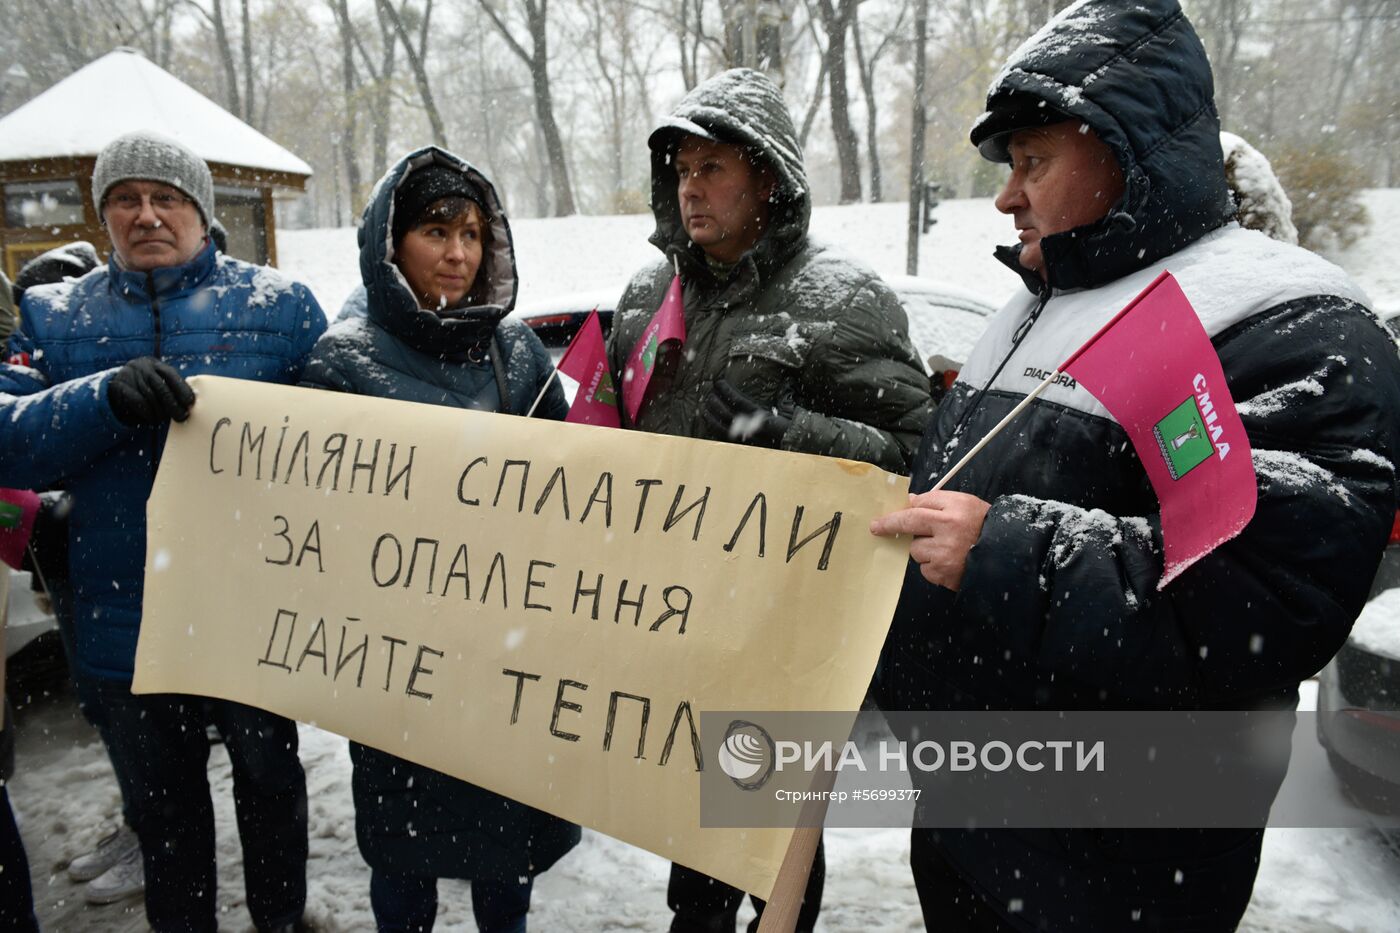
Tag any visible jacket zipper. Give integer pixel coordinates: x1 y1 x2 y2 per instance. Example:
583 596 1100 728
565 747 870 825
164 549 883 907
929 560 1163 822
147 273 162 358
147 273 163 480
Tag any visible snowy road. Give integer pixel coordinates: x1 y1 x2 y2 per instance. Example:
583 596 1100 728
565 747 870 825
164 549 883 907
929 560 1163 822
12 681 1400 932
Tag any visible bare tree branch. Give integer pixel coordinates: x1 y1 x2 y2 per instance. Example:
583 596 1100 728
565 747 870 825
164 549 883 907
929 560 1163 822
377 0 447 146
477 0 534 65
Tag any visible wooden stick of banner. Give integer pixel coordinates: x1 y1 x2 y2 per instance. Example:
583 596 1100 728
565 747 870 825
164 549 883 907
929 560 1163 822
756 761 838 933
931 370 1061 491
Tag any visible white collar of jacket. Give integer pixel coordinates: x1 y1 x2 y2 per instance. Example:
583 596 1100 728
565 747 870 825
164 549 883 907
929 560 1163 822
958 224 1372 422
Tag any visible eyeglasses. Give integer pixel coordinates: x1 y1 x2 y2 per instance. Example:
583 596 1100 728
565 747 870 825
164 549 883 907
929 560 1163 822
105 190 194 214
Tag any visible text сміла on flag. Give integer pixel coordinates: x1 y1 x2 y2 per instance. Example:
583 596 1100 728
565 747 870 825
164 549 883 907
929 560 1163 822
1061 271 1257 587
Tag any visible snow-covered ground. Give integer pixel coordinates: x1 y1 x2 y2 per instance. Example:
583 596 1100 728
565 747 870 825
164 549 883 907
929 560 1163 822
13 680 1400 931
12 193 1400 931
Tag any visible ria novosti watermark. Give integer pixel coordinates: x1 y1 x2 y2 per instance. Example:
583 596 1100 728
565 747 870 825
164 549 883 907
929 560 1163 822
700 710 1400 829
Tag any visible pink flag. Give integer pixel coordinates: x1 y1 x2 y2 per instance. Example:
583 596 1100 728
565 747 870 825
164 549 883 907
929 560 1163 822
558 309 621 428
1061 271 1257 588
622 275 686 423
0 488 41 570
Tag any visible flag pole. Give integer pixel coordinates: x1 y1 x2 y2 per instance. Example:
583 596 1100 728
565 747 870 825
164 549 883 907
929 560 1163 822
523 371 559 419
931 370 1061 491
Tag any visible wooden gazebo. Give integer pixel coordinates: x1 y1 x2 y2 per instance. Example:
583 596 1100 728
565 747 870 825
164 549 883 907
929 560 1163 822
0 48 311 278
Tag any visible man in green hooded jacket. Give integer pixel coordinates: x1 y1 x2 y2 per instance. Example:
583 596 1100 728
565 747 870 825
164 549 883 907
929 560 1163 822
607 67 932 933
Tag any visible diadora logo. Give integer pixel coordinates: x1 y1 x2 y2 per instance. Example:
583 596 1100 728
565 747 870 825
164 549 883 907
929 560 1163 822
1152 373 1233 480
1023 366 1077 390
717 720 776 791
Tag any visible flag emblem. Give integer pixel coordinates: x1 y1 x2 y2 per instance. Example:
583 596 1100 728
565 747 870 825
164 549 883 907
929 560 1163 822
0 501 21 530
1153 397 1214 480
590 369 619 407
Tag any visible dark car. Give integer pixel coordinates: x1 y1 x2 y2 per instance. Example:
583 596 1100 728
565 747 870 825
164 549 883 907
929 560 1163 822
511 287 624 368
1317 519 1400 812
511 276 997 400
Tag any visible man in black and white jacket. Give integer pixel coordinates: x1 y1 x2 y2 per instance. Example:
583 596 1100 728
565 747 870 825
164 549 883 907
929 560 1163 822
873 1 1400 930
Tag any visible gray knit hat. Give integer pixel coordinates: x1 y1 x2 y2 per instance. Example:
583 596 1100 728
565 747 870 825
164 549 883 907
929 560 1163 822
92 131 213 227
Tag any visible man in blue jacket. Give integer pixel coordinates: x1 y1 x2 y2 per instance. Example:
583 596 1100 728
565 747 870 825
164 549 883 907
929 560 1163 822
0 131 326 933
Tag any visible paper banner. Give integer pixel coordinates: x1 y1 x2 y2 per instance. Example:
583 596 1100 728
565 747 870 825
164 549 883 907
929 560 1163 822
135 375 909 898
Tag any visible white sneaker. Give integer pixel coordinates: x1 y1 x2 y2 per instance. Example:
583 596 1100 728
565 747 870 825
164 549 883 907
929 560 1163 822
84 844 145 905
67 824 141 883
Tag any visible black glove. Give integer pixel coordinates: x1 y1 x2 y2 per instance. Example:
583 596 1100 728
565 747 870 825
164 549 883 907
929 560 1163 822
702 378 794 449
108 357 196 426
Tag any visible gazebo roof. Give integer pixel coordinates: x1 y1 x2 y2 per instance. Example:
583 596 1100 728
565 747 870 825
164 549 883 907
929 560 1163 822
0 48 311 178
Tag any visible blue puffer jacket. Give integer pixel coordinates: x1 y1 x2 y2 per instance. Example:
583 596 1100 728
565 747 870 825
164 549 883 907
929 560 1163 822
301 147 577 881
0 241 326 681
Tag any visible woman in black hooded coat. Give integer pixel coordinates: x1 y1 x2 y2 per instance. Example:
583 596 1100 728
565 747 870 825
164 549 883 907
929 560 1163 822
302 147 577 933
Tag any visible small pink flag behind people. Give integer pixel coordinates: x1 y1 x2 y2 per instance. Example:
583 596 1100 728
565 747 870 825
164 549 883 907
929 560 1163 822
622 275 686 423
558 308 621 428
0 488 41 570
1061 271 1257 588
